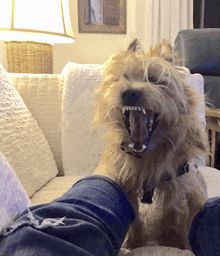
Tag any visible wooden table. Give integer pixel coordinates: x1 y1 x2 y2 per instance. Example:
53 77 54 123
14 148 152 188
205 109 220 168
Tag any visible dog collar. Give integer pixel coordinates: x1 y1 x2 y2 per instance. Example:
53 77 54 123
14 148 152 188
141 163 189 204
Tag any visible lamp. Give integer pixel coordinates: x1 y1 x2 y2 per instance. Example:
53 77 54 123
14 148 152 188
0 0 75 73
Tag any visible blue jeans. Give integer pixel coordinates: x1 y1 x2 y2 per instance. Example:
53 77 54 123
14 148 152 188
189 197 220 256
0 176 135 256
1 175 220 256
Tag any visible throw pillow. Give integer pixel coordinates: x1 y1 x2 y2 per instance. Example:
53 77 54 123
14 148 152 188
0 63 58 197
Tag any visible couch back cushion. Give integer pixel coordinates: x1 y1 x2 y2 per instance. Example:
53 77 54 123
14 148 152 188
0 63 58 197
10 74 64 175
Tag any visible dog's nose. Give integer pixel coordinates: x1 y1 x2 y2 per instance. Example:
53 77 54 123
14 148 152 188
121 89 142 105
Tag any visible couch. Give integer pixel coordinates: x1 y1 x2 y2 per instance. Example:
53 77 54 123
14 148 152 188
174 28 220 170
174 28 220 109
1 60 220 256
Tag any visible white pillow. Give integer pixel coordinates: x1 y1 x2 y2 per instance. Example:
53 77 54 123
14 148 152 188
0 63 58 197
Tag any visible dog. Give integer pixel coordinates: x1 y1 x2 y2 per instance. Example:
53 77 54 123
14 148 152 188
93 39 210 250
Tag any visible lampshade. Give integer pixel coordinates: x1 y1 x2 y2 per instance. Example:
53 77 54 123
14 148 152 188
0 0 75 44
0 0 75 73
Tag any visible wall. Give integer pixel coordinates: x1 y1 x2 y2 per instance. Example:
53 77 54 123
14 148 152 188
0 1 192 74
53 0 138 74
53 0 192 74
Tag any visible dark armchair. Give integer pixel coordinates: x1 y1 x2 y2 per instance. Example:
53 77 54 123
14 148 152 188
174 28 220 109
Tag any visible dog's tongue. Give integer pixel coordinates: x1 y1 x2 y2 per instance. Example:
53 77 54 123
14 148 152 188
129 110 148 150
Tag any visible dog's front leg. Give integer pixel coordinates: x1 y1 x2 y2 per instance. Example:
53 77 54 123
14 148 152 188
156 206 189 249
156 164 209 250
123 216 148 249
122 193 148 250
123 208 150 250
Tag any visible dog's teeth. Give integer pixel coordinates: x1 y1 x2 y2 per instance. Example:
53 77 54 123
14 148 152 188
133 148 144 153
128 143 134 149
149 118 154 125
129 144 146 153
122 106 146 114
148 127 152 132
142 108 146 114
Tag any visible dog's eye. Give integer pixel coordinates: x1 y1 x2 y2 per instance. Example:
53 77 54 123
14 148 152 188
157 80 167 86
147 76 167 86
123 73 130 81
148 75 158 83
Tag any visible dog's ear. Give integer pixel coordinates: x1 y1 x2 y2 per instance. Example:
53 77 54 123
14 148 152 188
161 41 173 62
148 40 174 62
127 39 144 53
127 39 138 52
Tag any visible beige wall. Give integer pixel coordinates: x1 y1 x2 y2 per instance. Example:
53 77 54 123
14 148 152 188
54 0 139 74
0 1 191 74
53 0 192 74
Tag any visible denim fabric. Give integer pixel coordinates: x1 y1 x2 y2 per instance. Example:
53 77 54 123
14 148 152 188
189 197 220 256
0 175 136 256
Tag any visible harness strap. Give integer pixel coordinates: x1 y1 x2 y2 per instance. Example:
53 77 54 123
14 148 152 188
141 163 189 204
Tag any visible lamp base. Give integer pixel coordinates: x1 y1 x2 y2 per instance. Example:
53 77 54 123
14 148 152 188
4 41 53 74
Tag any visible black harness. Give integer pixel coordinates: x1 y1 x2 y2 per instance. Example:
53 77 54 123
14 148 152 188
141 163 189 204
120 143 190 204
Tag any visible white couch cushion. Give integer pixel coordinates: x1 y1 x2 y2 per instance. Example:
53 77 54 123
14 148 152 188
0 63 58 197
9 73 63 174
31 176 85 205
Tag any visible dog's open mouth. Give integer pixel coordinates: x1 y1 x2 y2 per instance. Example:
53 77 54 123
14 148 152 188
122 106 159 154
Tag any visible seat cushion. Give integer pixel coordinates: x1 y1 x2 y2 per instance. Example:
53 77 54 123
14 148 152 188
30 176 85 205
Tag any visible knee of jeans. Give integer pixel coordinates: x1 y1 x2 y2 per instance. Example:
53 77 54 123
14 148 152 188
0 209 66 237
202 197 220 209
26 209 66 229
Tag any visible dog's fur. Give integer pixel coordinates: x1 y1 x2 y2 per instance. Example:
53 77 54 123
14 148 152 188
93 40 210 250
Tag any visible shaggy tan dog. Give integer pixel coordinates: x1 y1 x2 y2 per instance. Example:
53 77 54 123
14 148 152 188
93 40 210 250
